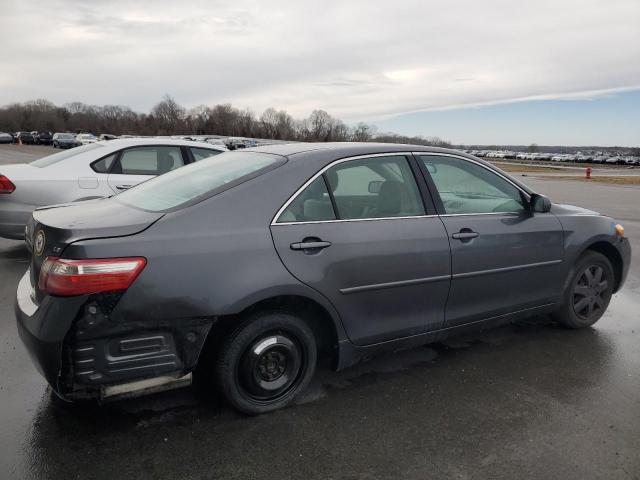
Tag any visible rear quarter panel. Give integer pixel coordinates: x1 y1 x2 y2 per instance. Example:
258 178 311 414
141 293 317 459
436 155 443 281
62 163 348 340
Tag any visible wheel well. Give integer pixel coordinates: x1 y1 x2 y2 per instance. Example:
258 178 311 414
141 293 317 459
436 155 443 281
202 296 340 369
585 241 623 291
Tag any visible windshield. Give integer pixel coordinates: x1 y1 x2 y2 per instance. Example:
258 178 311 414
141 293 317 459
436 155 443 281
115 151 283 212
30 143 104 168
57 133 75 139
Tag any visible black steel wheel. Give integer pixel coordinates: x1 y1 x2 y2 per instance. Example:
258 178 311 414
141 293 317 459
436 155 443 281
215 312 317 415
553 251 614 328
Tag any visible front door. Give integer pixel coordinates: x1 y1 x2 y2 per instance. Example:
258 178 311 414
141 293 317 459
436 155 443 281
417 154 565 327
271 154 451 346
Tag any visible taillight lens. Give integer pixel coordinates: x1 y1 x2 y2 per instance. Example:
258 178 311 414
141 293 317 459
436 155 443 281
0 175 15 194
38 257 146 296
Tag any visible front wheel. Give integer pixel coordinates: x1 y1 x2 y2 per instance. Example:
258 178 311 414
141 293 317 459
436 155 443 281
215 312 317 415
553 251 614 328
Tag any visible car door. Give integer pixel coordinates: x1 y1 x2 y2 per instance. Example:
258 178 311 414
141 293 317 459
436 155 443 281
270 154 451 346
417 153 565 328
107 145 186 193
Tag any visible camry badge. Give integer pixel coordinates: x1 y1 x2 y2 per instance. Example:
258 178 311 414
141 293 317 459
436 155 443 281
34 230 45 257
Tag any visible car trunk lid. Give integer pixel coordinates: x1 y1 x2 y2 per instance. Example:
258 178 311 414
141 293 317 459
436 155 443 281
27 198 163 302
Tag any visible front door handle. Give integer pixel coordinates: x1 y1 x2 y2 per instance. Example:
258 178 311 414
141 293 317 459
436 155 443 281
115 184 133 191
290 240 332 252
451 230 479 241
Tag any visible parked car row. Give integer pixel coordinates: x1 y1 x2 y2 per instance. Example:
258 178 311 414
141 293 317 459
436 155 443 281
0 131 252 151
466 149 640 166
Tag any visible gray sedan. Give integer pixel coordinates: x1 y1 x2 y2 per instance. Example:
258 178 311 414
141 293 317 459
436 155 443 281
15 143 631 414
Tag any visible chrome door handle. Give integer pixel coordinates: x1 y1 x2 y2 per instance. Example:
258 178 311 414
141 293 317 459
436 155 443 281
290 241 332 251
451 231 479 240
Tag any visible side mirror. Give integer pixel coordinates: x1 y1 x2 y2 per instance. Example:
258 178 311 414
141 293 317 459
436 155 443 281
530 193 551 213
368 180 383 194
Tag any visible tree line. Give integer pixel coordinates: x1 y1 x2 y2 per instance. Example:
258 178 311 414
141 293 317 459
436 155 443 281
0 95 451 147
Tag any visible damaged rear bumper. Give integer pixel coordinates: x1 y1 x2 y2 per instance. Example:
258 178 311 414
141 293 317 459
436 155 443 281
15 270 212 401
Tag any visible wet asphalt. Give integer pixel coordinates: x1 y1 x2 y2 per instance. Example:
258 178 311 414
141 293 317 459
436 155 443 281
1 146 639 479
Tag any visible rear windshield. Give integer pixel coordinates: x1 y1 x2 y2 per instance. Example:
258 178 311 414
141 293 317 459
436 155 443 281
115 151 283 212
30 143 104 168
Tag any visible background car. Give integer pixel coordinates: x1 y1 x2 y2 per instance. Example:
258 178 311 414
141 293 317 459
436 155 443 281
34 131 53 145
76 133 99 145
52 132 79 148
0 132 13 144
14 143 631 415
15 131 35 144
0 138 226 239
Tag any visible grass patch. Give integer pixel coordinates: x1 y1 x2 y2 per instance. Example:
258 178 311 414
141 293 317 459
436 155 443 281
537 176 640 185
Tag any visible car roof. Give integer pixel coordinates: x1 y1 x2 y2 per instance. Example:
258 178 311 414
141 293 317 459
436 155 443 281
90 138 227 149
248 142 467 159
247 142 534 194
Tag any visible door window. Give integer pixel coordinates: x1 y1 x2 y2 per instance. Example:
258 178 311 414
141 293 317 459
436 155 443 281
190 147 223 161
326 156 424 220
420 155 525 215
276 177 336 223
115 146 184 175
276 155 425 223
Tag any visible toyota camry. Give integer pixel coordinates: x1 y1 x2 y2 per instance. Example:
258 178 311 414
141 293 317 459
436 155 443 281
15 143 631 414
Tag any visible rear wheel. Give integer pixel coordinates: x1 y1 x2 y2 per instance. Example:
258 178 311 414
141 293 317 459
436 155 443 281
215 311 317 415
553 251 614 328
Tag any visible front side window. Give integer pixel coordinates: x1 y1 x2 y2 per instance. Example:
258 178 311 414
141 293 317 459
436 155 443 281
116 146 184 175
276 155 425 223
419 155 525 215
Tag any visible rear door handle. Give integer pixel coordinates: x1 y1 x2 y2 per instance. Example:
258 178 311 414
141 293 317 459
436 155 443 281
451 230 479 240
115 185 133 191
290 241 332 251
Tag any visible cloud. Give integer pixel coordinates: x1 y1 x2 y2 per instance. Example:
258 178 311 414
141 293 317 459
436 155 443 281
1 0 639 122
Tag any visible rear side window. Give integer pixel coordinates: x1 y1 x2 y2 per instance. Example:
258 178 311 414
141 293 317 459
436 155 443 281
30 143 103 168
91 153 117 173
115 146 184 175
277 177 336 223
276 155 425 223
115 151 282 212
191 147 222 161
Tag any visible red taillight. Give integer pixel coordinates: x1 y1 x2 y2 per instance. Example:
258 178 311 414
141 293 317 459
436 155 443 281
0 175 15 194
38 257 146 296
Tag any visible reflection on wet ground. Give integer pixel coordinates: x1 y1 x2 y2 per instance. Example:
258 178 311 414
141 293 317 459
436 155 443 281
2 233 639 479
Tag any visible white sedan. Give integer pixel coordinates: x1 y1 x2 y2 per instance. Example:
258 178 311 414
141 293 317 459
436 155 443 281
76 133 99 145
0 138 226 239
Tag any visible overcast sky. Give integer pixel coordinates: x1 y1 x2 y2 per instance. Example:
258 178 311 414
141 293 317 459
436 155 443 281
1 0 639 144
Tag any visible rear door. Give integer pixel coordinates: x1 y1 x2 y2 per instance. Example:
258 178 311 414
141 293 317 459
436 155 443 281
417 153 564 327
270 153 451 346
107 145 186 193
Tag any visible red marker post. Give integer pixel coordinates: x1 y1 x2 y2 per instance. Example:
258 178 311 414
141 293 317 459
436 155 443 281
586 167 592 179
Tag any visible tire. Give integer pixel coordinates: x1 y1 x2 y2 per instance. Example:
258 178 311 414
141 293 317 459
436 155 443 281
553 251 614 328
215 311 317 415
